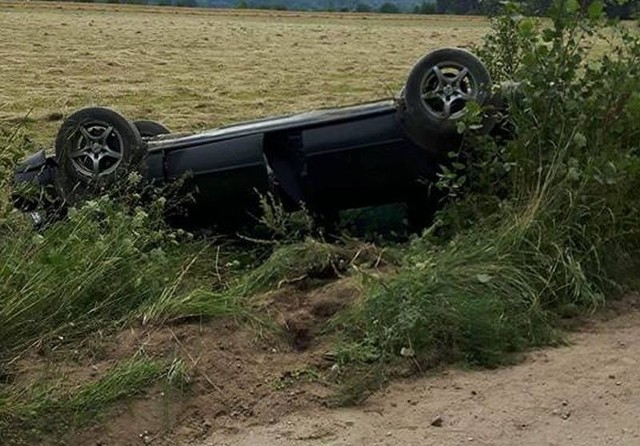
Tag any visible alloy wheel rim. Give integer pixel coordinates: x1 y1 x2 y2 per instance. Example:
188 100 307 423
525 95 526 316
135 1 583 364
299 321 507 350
419 61 479 120
69 121 124 178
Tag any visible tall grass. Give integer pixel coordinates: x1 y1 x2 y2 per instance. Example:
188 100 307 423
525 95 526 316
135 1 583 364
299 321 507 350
141 237 381 322
0 356 171 442
1 197 196 359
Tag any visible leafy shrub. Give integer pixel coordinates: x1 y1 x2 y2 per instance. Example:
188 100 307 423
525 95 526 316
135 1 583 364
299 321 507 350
340 0 640 378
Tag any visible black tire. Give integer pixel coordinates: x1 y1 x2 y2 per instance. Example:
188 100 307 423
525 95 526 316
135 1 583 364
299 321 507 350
55 107 145 202
134 119 171 138
399 48 493 145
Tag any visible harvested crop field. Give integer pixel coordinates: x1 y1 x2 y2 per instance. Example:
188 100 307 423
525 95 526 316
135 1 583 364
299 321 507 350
0 1 488 145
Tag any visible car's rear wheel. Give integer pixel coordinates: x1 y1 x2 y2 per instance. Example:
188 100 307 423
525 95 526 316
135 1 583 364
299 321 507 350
399 48 493 151
55 107 145 202
134 119 171 138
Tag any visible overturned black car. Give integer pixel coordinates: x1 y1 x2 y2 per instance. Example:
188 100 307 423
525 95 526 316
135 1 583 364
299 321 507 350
13 48 505 229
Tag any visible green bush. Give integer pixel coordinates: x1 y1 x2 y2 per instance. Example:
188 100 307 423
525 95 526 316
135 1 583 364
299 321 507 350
378 2 399 13
340 0 640 376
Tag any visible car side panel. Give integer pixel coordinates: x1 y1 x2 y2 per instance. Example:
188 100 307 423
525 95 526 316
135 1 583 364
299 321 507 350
143 151 165 181
163 133 269 225
301 113 443 211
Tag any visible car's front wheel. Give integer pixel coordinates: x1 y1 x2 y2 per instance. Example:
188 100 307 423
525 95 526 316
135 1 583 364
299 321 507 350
55 107 145 202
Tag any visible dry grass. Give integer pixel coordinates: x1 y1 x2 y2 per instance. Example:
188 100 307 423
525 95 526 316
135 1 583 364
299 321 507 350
0 1 488 145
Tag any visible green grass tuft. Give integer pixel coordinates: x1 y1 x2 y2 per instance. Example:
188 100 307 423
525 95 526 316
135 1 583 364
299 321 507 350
0 357 167 443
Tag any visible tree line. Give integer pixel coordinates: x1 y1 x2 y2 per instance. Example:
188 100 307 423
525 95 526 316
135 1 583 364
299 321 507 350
48 0 639 18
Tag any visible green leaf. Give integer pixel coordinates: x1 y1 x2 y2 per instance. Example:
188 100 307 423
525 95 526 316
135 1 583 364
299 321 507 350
573 132 587 149
567 167 581 182
542 29 556 43
518 18 535 35
566 0 580 13
451 162 466 170
587 0 604 19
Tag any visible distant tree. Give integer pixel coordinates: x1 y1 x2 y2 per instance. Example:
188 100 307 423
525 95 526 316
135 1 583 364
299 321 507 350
378 1 399 13
354 1 372 11
524 0 553 15
235 0 248 7
605 0 638 19
414 0 435 14
435 0 448 13
436 0 479 14
255 3 287 9
176 0 197 6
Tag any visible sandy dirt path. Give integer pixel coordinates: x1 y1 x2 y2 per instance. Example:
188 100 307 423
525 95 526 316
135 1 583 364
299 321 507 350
198 309 640 446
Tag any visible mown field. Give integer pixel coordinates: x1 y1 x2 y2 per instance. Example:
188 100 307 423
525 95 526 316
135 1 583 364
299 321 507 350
1 2 640 445
0 1 488 145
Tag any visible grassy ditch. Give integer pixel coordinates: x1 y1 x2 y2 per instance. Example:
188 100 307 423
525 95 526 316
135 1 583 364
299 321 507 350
0 131 383 440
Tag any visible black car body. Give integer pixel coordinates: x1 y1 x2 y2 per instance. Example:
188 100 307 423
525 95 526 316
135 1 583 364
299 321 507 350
13 48 501 228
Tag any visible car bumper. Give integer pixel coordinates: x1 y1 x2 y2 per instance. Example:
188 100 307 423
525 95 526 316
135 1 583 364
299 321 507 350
12 149 59 212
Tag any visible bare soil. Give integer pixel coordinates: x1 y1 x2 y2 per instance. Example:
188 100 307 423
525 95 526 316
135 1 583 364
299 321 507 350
62 294 640 446
192 298 640 446
61 278 361 446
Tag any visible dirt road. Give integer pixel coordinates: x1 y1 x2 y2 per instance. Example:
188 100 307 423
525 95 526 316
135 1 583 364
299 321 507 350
198 308 640 446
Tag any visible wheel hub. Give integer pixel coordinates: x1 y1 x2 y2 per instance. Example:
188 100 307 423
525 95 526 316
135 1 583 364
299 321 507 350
69 122 124 178
420 62 476 120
